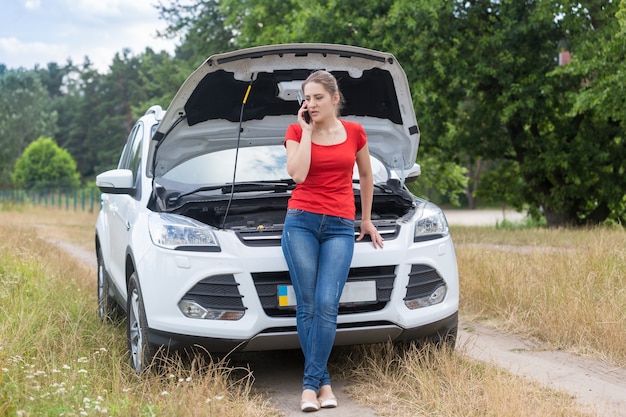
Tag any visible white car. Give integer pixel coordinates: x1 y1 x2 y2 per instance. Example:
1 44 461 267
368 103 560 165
95 43 459 373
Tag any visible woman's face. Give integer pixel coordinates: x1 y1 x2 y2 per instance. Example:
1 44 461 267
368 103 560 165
303 82 338 123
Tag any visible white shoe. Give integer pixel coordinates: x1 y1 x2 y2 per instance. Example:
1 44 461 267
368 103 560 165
301 389 320 412
319 396 337 408
300 400 320 412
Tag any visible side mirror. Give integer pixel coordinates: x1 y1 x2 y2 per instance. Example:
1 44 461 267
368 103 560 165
96 169 136 195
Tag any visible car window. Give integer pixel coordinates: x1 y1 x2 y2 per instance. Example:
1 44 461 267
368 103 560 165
127 125 144 183
118 123 141 170
117 122 144 185
162 145 389 185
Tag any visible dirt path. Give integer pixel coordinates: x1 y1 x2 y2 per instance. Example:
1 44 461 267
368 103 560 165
458 322 626 416
49 218 626 417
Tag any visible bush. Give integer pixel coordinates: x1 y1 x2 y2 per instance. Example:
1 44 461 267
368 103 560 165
12 137 80 190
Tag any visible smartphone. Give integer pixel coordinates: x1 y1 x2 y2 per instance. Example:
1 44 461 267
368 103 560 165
297 91 311 124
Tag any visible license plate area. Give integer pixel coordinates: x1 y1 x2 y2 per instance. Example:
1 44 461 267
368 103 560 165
278 281 377 307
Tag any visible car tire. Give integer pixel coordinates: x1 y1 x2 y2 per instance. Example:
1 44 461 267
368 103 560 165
97 246 122 323
127 272 157 374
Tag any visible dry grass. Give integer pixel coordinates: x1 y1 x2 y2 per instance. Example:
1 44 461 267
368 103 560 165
452 226 626 365
1 206 615 416
337 344 593 417
0 207 278 417
0 204 98 251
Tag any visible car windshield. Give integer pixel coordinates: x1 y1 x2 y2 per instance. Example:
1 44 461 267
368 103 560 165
161 145 389 185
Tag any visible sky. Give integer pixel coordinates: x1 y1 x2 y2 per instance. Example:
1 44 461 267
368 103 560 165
0 0 180 72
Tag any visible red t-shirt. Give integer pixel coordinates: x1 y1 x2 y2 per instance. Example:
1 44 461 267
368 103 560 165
284 119 367 220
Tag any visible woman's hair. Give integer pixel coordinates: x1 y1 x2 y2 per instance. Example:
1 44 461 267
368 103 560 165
302 70 345 115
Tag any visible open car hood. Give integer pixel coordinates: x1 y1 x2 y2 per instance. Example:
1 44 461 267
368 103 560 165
152 43 420 181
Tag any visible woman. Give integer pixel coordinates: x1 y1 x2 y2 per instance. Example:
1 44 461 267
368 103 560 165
281 70 384 412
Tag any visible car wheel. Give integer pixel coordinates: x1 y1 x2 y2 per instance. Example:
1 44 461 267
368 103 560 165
127 272 157 374
97 246 121 322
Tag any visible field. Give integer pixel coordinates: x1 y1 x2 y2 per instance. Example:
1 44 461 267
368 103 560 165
1 206 624 416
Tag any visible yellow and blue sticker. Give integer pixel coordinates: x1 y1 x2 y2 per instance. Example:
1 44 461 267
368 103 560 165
278 285 289 307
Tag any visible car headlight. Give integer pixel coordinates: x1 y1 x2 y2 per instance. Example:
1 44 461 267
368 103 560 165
414 202 449 242
148 213 220 251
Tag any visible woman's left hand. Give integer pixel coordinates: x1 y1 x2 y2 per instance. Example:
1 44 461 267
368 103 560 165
357 219 384 249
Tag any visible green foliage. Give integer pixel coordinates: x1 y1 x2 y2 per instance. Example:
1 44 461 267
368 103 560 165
0 69 58 185
2 0 625 226
12 137 80 190
409 150 468 207
158 0 234 67
474 160 525 209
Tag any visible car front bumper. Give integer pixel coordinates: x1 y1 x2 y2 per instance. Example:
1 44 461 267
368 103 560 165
135 225 459 352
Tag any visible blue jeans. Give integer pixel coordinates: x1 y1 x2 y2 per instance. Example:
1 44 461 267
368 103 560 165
281 209 355 392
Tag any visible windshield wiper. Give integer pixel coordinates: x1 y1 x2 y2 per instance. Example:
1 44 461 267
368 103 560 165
221 180 295 194
166 184 224 206
167 179 295 206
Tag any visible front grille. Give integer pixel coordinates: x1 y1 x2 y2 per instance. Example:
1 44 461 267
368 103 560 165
252 265 396 318
181 274 246 312
237 222 400 247
405 264 445 300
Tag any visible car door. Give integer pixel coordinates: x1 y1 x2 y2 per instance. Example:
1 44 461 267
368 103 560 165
105 122 145 289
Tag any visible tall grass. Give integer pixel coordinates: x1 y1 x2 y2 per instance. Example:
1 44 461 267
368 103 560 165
0 222 277 416
338 344 593 417
0 207 609 416
453 226 626 365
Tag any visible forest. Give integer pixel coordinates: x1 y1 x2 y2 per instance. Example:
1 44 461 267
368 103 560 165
0 0 624 227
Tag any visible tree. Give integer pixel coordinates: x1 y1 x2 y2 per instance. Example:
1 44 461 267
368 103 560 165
456 0 625 226
12 136 80 190
0 70 58 185
554 0 626 223
131 48 188 121
157 0 233 67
